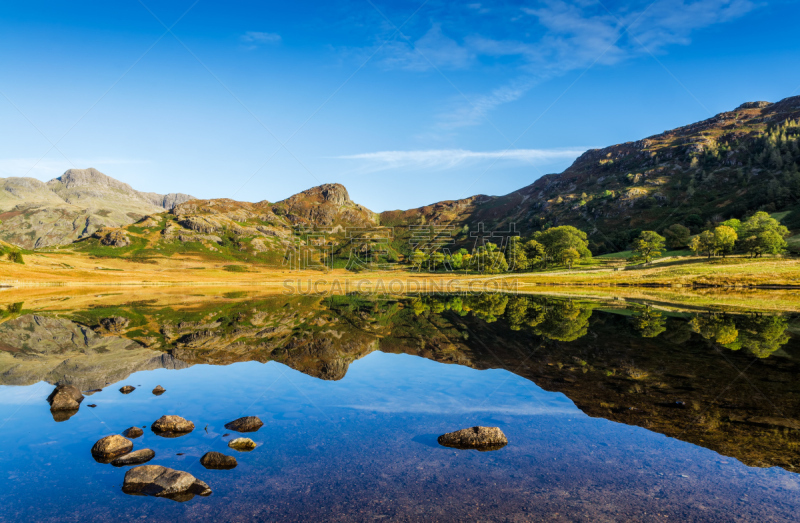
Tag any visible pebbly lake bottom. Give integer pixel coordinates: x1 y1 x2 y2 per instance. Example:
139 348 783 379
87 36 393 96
0 351 798 522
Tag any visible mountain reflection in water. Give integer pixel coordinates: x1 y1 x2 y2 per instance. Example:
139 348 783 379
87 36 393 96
0 291 799 521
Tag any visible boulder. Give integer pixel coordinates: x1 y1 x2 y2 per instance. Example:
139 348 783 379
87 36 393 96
119 385 135 394
152 385 166 395
99 316 130 333
123 426 144 438
228 437 257 451
47 384 83 411
151 415 194 437
437 426 508 451
122 465 211 501
91 434 134 463
200 451 237 470
224 416 263 433
112 449 156 467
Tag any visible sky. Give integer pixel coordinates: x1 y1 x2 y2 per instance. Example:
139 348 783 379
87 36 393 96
1 0 799 212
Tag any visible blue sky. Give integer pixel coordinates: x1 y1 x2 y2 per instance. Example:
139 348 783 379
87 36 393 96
1 0 799 211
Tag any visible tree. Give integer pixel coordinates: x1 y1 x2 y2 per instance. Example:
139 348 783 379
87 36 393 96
713 225 737 258
719 218 742 235
663 224 690 249
740 211 789 257
475 243 509 274
430 251 445 271
631 231 666 263
561 247 580 269
690 230 716 258
524 239 545 269
506 237 528 271
533 226 591 268
634 306 667 338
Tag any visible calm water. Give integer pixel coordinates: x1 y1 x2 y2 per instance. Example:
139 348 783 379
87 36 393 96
0 292 799 522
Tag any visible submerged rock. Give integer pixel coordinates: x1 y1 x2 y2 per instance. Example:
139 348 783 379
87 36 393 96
200 451 237 470
123 427 144 439
122 465 211 501
228 437 257 451
119 385 135 394
437 426 508 451
112 449 156 467
91 434 134 462
152 385 166 395
47 384 83 411
224 416 263 433
151 415 194 437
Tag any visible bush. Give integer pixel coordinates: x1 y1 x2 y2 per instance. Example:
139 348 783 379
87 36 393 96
8 250 24 264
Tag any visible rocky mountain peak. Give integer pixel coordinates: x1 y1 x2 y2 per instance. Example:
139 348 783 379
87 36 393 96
736 101 771 110
290 183 351 206
48 168 135 192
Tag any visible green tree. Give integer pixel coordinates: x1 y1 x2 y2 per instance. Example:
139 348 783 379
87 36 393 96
631 231 666 263
663 224 690 249
475 243 509 274
690 230 716 258
533 300 593 342
719 218 742 235
740 212 789 257
561 247 580 269
523 239 545 269
533 226 591 268
713 225 738 258
506 237 528 271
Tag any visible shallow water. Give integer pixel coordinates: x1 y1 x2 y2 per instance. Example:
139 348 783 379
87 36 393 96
1 293 799 521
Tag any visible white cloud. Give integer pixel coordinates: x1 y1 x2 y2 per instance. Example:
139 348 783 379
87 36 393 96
371 0 759 128
336 148 586 172
240 31 281 50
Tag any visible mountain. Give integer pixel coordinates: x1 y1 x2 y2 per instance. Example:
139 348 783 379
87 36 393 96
0 168 194 249
381 95 800 253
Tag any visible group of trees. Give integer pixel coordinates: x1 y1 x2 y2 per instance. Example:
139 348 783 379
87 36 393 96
408 225 592 274
630 211 792 262
690 313 790 358
688 211 790 258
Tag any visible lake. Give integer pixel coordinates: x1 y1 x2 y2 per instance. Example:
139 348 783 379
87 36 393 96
0 290 799 522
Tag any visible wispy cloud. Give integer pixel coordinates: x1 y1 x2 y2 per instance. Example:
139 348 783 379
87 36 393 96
240 31 281 50
336 148 586 172
368 0 759 128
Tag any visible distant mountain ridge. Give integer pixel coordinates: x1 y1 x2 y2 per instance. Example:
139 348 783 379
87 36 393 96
0 168 194 249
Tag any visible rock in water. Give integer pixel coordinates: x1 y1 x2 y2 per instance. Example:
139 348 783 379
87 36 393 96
112 449 156 467
47 384 83 411
200 451 237 470
151 415 195 437
119 385 135 394
122 465 211 501
437 426 508 451
123 426 144 438
224 416 263 433
228 437 257 451
91 434 134 462
152 385 166 395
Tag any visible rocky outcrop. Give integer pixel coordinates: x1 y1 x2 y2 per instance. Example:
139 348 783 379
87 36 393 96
119 385 135 394
200 451 237 470
152 385 166 395
98 316 130 333
121 465 211 501
437 426 508 451
46 384 83 411
151 415 194 436
111 449 155 467
224 416 263 433
93 228 131 248
0 168 193 249
228 437 257 451
91 435 134 462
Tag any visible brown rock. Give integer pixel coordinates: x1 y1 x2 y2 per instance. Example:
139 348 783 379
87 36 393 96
112 449 155 467
200 451 237 470
47 384 83 411
224 416 263 433
152 385 166 395
437 426 508 451
228 437 257 451
123 426 144 438
91 434 134 463
119 385 135 394
151 415 194 437
122 465 211 501
99 316 130 333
